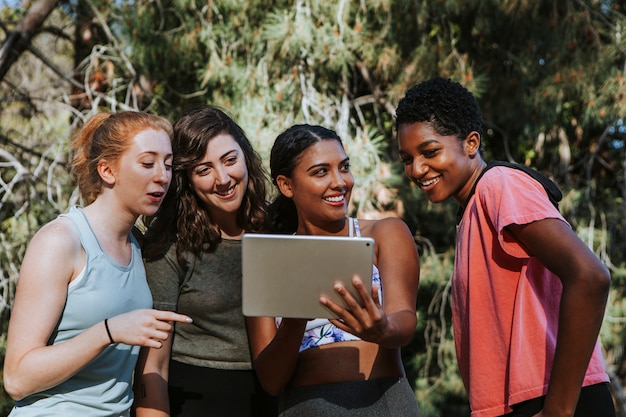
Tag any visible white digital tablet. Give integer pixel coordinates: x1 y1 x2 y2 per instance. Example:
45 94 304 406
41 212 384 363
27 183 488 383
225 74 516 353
242 233 374 319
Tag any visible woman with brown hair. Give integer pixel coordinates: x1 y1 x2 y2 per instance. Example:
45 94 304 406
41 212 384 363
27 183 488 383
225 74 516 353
134 105 275 417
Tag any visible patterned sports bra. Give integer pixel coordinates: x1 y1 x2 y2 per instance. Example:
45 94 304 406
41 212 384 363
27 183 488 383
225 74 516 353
276 218 382 353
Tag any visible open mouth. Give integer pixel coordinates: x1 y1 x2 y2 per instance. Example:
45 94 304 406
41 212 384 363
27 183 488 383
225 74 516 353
418 176 440 187
324 195 345 203
216 184 236 197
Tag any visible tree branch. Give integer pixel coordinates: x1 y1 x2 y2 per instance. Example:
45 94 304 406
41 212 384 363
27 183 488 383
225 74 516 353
0 0 60 81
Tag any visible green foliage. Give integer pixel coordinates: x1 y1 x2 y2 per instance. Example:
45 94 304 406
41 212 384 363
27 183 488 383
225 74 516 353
2 0 626 413
0 6 78 407
0 335 14 416
403 247 470 417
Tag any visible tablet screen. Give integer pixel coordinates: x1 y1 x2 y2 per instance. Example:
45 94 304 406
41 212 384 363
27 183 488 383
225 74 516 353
242 234 374 319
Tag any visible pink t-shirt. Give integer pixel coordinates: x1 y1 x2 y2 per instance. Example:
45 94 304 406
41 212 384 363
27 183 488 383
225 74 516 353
454 166 609 417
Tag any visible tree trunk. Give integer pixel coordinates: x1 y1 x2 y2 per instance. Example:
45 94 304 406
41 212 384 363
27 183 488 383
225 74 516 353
0 0 59 81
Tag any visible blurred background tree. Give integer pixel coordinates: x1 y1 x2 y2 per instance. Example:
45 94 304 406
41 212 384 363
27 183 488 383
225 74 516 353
1 0 625 416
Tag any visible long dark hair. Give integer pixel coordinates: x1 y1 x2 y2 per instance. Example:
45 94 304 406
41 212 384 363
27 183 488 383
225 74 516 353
143 105 268 266
266 124 343 234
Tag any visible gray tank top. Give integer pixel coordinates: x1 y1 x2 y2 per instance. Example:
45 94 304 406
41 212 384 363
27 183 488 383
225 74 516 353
9 206 152 417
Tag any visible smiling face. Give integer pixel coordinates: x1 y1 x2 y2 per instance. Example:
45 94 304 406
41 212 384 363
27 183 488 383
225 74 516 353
188 133 249 222
112 128 173 217
277 139 354 231
397 121 483 205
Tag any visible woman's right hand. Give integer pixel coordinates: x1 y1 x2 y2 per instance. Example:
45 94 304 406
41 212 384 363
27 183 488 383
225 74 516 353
105 309 192 348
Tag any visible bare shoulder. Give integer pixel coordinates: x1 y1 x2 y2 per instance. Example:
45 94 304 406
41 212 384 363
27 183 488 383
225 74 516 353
33 216 80 249
22 216 82 276
358 217 412 240
10 216 84 349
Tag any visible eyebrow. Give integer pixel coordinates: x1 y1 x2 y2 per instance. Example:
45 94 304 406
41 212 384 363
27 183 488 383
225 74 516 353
399 139 440 154
219 149 239 159
416 139 440 149
305 157 349 173
138 150 173 158
195 149 239 168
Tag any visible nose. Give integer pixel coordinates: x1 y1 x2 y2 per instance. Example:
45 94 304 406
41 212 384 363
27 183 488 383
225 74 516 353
330 169 350 190
214 165 230 185
409 158 427 180
155 162 170 183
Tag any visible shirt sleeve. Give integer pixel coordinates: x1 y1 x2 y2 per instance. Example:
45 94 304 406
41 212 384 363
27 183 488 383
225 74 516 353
476 166 568 259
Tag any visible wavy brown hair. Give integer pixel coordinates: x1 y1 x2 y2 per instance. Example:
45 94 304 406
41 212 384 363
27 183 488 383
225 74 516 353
142 105 268 267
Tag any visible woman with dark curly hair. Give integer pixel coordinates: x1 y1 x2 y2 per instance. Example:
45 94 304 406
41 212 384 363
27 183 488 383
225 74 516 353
133 106 276 417
396 77 614 417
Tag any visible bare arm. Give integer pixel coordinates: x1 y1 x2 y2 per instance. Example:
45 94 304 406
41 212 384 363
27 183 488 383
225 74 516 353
133 337 173 417
3 219 190 401
506 218 610 417
322 217 420 348
246 218 419 394
245 316 307 396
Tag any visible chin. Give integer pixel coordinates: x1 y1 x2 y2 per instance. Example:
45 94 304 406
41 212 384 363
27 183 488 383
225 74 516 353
142 206 161 217
425 194 448 204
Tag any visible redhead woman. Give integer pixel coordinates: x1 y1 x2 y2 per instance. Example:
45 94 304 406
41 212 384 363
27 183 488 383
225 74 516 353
3 111 191 416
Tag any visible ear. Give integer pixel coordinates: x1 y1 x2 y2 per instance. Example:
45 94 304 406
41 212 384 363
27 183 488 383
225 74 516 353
275 174 294 198
464 131 482 157
97 160 117 186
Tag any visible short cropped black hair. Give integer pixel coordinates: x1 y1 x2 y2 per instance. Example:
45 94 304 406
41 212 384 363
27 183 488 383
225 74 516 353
395 77 483 141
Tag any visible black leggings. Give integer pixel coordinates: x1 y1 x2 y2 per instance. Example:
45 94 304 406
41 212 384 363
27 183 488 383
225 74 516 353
502 383 615 417
168 360 277 417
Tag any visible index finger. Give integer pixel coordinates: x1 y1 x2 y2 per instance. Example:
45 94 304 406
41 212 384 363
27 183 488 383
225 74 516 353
154 310 193 323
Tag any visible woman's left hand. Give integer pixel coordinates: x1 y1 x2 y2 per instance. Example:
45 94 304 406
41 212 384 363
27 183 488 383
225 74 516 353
320 275 388 343
320 217 419 349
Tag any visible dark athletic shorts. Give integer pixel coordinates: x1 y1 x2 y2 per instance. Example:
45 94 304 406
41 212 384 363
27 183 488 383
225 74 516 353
502 382 615 417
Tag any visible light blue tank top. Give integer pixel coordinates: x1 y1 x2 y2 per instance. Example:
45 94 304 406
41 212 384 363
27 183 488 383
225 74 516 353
276 218 382 352
9 206 153 417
